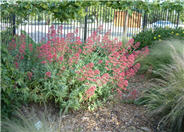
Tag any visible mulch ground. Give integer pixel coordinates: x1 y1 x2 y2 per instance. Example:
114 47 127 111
21 75 161 132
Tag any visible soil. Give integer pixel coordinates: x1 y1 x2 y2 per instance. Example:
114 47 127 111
20 75 162 132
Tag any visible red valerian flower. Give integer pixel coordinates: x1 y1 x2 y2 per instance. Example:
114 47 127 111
29 44 33 52
98 60 103 64
85 86 96 98
41 61 47 64
45 72 51 77
15 62 19 69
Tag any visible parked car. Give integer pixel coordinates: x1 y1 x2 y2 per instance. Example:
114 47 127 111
150 21 176 28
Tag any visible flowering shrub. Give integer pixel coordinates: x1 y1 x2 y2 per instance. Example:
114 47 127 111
3 25 149 115
133 27 184 50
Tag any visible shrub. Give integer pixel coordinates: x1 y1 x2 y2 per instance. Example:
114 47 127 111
1 27 15 44
1 44 30 118
136 44 184 132
138 39 184 76
2 25 149 117
133 27 184 50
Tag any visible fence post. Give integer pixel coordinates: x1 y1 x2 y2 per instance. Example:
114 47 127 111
142 11 147 31
84 7 88 42
12 14 16 36
176 11 180 28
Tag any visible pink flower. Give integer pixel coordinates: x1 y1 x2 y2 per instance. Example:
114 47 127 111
41 61 47 64
124 80 128 87
117 88 122 96
134 63 141 70
134 42 140 49
45 72 51 77
85 86 96 98
29 44 33 52
94 69 100 75
98 60 103 64
79 77 85 81
105 67 110 71
75 28 79 34
59 56 63 62
15 62 19 69
88 63 94 68
20 55 24 60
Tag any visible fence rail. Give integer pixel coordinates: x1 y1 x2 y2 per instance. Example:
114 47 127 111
0 4 180 44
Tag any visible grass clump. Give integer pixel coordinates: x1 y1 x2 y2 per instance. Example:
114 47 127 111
136 41 184 132
2 106 60 132
138 39 184 77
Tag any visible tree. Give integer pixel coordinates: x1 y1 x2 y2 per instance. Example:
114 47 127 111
103 0 184 37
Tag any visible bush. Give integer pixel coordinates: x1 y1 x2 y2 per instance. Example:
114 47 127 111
1 27 15 44
2 25 148 117
136 43 184 132
133 27 184 50
138 39 184 76
1 44 30 118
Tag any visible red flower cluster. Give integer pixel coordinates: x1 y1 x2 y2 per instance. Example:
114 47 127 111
96 73 110 87
36 25 149 97
8 39 16 50
76 62 99 82
68 48 81 66
37 25 83 66
85 86 96 99
45 72 51 78
82 38 95 55
8 34 28 69
7 25 149 100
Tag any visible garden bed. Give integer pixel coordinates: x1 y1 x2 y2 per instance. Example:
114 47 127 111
19 75 157 132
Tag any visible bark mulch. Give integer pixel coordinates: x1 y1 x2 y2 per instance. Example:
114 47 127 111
21 75 160 132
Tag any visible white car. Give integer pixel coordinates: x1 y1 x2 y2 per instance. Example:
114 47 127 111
150 21 177 28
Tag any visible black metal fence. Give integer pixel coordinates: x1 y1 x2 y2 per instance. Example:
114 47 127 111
0 4 180 44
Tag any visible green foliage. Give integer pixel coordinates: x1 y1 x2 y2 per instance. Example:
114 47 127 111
1 44 29 117
138 39 184 76
0 27 14 44
1 33 45 117
133 27 184 50
0 1 99 23
103 0 184 13
87 5 115 23
1 0 183 24
180 8 184 24
1 106 83 132
1 34 85 116
2 107 59 132
147 10 180 24
136 42 184 132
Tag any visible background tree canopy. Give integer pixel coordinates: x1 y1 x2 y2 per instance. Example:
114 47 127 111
1 0 183 23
